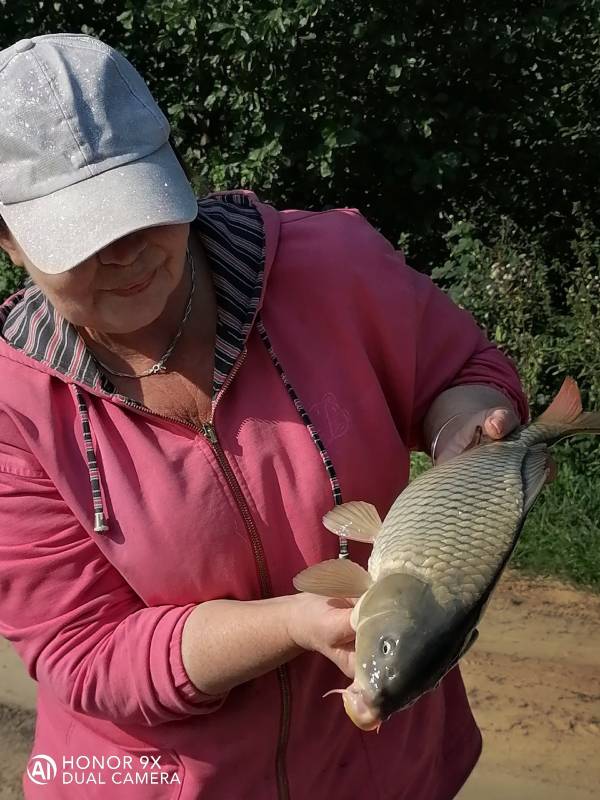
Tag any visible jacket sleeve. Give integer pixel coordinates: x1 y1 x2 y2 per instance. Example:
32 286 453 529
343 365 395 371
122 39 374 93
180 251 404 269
406 265 529 451
0 416 228 727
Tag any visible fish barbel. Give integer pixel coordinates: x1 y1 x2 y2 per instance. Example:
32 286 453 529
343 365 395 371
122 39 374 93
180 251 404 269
293 377 600 731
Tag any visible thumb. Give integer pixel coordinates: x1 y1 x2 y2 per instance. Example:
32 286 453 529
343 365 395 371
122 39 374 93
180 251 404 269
325 604 356 642
482 407 519 440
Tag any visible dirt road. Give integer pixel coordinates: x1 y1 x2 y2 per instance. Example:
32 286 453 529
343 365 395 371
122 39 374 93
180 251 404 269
1 570 599 799
456 571 600 800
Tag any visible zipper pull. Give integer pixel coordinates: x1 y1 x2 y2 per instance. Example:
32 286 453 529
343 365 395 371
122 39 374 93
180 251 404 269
202 422 218 445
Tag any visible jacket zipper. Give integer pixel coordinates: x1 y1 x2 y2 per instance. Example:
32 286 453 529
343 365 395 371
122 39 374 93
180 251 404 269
111 349 292 800
201 420 292 800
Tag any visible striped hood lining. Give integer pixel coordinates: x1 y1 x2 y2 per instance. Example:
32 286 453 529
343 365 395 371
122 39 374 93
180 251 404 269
2 281 112 391
192 196 265 392
0 193 265 399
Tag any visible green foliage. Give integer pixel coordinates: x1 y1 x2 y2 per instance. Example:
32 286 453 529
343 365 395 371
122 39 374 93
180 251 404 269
433 215 554 408
1 1 599 271
0 254 23 300
432 206 600 415
514 442 600 591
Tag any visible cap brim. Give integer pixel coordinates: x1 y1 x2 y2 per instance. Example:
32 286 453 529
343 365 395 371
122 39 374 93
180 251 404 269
1 142 198 274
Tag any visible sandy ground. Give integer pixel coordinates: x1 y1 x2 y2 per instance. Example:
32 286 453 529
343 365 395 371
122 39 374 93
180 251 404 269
1 570 599 799
456 571 600 800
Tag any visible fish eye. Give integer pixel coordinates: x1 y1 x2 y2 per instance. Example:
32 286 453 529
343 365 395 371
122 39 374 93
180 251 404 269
380 637 396 657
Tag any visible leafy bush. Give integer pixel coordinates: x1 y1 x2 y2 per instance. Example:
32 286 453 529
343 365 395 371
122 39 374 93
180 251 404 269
1 1 599 272
513 443 600 591
432 206 600 413
0 255 22 300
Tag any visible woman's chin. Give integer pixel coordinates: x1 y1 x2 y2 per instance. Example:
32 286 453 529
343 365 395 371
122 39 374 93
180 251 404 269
98 308 166 335
98 291 170 334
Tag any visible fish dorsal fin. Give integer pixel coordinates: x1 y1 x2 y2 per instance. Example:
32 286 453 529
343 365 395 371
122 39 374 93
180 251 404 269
537 376 582 425
522 444 551 514
293 559 372 598
322 501 383 544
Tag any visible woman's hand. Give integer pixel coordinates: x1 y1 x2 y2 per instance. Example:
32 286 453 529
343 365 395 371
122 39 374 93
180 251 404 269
433 403 557 483
433 405 520 464
181 592 356 696
423 383 522 465
287 592 356 679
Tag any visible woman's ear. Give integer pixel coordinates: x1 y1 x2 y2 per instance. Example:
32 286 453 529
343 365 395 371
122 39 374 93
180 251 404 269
0 225 27 268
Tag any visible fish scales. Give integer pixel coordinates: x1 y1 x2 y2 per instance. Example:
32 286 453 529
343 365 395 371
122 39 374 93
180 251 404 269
369 441 528 606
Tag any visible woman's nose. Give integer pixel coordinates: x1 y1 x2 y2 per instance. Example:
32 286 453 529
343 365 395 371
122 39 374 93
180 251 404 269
97 231 148 266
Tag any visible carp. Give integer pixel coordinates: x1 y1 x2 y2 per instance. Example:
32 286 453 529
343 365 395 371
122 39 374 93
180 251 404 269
293 377 600 730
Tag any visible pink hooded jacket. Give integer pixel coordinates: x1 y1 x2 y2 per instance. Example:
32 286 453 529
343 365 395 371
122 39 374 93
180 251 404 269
0 191 527 800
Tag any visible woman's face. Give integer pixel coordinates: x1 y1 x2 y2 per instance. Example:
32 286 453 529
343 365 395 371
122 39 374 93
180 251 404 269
0 223 190 334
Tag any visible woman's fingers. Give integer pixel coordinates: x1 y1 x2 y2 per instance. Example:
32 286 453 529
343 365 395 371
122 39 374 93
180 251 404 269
434 405 519 464
482 407 519 439
288 591 358 678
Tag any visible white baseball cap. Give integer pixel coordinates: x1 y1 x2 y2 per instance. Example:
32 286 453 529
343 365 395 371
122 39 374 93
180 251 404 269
0 33 198 274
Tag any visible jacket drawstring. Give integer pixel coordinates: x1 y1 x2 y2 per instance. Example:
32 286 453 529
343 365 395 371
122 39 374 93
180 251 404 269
255 314 348 559
70 384 110 534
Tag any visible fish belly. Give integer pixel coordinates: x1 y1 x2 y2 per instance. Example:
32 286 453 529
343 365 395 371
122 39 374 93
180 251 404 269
369 443 527 607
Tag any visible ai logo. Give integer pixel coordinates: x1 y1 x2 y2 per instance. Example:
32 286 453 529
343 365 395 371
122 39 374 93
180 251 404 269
27 754 58 785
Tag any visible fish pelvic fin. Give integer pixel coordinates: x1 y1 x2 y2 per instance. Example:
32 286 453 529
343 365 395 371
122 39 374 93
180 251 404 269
528 377 600 444
322 501 383 544
293 558 372 598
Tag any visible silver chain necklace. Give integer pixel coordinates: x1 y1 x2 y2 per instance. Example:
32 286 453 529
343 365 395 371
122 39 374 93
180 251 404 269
92 246 196 379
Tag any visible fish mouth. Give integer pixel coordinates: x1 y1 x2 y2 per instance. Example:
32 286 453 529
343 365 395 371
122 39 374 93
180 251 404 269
343 686 382 731
324 683 382 731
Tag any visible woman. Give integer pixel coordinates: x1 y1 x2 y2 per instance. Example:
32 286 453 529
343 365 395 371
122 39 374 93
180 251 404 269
0 33 527 800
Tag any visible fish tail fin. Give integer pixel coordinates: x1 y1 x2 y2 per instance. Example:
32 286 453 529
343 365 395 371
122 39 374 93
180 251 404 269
530 377 600 444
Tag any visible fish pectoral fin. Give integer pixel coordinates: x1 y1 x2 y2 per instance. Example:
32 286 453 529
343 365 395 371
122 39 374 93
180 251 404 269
293 559 372 598
322 501 383 544
522 444 551 515
349 595 364 631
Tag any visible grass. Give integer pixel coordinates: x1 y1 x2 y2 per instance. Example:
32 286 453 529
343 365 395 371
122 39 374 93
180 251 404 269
409 439 600 593
512 441 600 591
